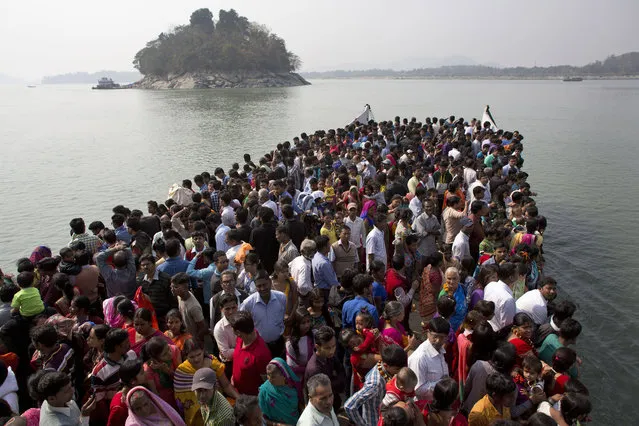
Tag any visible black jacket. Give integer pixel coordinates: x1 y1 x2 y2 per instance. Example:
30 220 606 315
250 221 278 273
140 270 177 317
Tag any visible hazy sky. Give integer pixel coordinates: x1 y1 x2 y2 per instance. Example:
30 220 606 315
1 0 638 79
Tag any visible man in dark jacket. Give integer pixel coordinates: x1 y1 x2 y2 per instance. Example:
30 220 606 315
139 253 177 329
249 207 278 273
281 204 306 250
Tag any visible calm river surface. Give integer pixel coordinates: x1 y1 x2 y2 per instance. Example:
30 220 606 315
1 79 638 423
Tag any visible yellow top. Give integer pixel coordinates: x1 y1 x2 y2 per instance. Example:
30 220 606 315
468 394 511 426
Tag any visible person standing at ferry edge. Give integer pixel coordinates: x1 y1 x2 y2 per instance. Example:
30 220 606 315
484 262 518 338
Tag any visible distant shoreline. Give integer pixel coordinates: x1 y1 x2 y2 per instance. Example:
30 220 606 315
303 75 639 81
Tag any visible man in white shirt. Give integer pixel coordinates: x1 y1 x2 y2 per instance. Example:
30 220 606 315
366 213 387 271
213 292 238 364
407 317 450 400
289 239 316 306
297 374 339 426
409 187 427 218
467 172 491 205
344 203 366 264
452 217 473 262
484 262 518 336
516 277 558 325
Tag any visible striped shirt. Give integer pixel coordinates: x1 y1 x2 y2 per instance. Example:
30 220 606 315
31 343 74 377
344 363 388 426
90 350 137 402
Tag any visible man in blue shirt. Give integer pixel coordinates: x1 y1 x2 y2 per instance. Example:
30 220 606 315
342 274 379 329
157 238 189 277
111 213 131 245
239 269 287 358
312 236 339 303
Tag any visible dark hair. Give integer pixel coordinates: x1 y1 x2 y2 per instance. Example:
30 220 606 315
382 406 409 426
134 308 153 323
428 317 450 335
486 373 516 397
30 324 58 347
497 262 518 281
234 395 260 424
314 235 330 252
52 272 74 301
560 393 592 424
564 378 589 396
111 213 126 227
0 284 19 303
288 308 312 357
16 271 35 288
104 328 129 353
473 300 495 318
522 354 542 373
431 377 459 411
171 272 190 287
16 258 34 273
490 342 517 374
512 312 533 329
119 359 143 386
381 344 407 368
139 254 156 265
165 309 186 334
182 338 204 357
69 217 86 234
552 300 577 324
436 295 456 319
219 292 238 308
469 321 497 366
141 336 168 361
552 347 577 373
558 318 582 341
314 325 335 346
526 412 557 426
165 238 182 258
35 371 71 400
75 250 91 266
117 299 135 318
71 295 90 311
229 311 254 334
126 217 141 232
352 274 373 295
92 324 110 341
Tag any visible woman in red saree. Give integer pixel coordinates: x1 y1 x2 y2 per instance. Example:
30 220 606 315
508 312 537 367
418 252 445 322
129 308 173 356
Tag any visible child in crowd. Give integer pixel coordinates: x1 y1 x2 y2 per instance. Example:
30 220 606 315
473 300 495 322
164 309 192 352
539 318 582 377
33 371 95 424
468 373 516 425
30 324 74 376
513 354 545 411
548 347 577 395
340 328 378 391
58 247 81 277
381 366 417 407
307 288 331 333
11 272 45 319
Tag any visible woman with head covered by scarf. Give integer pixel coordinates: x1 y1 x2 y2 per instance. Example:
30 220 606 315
258 357 302 425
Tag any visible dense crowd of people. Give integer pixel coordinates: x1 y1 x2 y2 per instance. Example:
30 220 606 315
0 112 592 426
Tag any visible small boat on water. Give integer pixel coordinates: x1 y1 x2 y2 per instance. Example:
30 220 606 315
92 77 121 90
563 77 583 82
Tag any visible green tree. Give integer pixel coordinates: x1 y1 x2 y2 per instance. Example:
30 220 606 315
190 8 214 34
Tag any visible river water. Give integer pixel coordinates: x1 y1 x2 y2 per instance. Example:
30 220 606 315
1 79 637 423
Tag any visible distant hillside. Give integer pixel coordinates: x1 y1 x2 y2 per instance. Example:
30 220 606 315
0 73 22 84
302 52 639 79
42 71 142 84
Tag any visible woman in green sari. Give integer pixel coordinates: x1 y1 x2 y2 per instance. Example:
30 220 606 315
258 358 301 425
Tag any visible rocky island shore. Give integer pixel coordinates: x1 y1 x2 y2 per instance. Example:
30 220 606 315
135 71 310 89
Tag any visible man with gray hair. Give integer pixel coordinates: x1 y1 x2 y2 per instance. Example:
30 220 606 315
297 373 339 426
289 239 316 308
258 188 279 218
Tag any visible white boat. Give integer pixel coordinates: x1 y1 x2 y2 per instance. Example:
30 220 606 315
351 104 375 125
482 105 498 131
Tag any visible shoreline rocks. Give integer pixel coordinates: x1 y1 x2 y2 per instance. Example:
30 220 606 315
134 71 311 89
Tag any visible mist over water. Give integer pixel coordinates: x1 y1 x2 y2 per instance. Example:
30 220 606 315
1 79 637 424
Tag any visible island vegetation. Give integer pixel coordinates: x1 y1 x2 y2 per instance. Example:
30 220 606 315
132 8 308 89
302 52 639 80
